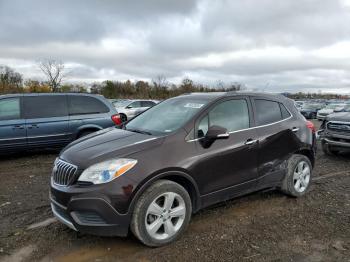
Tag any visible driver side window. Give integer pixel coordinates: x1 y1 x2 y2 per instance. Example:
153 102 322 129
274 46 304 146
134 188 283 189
197 99 250 138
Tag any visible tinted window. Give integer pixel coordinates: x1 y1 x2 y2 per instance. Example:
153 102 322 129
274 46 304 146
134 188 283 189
255 99 282 125
68 96 109 115
280 103 291 119
141 101 155 107
0 98 20 120
197 99 250 137
128 101 142 108
24 96 67 119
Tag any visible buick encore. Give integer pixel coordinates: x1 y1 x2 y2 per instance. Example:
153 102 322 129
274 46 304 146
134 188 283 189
50 92 316 247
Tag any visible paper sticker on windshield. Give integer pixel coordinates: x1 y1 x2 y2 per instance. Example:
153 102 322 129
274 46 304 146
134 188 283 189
184 103 204 109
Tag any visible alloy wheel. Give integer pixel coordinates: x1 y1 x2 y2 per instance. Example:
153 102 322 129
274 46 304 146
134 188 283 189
145 192 186 240
293 161 311 193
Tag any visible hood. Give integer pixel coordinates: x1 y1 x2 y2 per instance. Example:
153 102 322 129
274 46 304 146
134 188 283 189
326 112 350 122
318 109 334 114
60 127 164 168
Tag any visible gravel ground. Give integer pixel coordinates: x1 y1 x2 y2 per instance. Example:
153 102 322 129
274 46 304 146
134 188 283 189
0 120 349 262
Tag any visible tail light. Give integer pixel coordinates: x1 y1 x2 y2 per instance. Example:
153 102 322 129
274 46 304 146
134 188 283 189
306 120 316 133
111 114 122 125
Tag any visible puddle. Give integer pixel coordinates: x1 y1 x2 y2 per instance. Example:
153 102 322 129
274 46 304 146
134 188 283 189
27 218 57 230
0 245 36 262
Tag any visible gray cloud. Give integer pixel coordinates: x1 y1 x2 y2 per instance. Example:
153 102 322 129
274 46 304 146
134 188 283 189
1 0 350 93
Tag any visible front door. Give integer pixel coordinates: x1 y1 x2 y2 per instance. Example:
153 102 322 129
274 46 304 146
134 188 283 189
191 97 259 200
0 96 26 152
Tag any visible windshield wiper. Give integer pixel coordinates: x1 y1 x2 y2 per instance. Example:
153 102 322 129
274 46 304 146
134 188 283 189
126 128 152 135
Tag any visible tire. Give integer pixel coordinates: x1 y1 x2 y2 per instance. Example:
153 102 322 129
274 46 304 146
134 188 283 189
321 142 339 156
130 180 192 247
120 113 127 123
281 154 312 197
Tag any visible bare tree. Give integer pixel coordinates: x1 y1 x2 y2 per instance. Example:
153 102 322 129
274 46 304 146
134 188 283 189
152 74 168 90
38 59 65 92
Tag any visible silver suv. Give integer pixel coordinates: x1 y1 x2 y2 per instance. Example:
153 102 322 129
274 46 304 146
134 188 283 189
112 99 158 122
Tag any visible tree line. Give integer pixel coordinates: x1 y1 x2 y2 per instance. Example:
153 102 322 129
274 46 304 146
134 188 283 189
0 64 243 99
1 63 348 100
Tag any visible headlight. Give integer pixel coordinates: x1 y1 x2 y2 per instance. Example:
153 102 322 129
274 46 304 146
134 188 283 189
78 158 137 184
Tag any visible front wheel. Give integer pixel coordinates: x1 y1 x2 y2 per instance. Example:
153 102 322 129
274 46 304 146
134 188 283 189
130 180 192 247
281 154 312 197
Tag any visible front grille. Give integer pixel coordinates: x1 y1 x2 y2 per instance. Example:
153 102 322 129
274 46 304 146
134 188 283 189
53 159 78 186
319 112 328 116
327 122 350 133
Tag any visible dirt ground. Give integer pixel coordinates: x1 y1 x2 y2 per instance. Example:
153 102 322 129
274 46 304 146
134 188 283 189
0 120 349 262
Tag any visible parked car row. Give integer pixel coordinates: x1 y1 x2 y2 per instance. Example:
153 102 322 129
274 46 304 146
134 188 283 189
294 99 350 120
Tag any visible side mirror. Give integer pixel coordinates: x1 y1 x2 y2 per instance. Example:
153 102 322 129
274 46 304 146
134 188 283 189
200 125 229 148
126 105 132 109
205 125 230 140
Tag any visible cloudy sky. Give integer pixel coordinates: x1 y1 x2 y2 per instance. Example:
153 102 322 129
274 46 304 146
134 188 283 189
1 0 350 93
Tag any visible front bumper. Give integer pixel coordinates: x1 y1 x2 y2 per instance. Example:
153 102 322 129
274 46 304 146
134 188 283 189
321 138 350 148
319 131 350 150
50 193 130 236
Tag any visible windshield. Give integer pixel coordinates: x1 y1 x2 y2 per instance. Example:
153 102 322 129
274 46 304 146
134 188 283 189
113 100 131 108
125 96 211 135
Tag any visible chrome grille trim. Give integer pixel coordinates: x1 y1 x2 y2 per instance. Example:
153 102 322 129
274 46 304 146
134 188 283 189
327 121 350 133
53 159 78 186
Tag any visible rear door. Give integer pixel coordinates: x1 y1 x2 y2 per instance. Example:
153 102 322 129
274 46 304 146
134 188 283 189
0 96 26 151
67 95 112 137
24 95 70 148
252 98 299 186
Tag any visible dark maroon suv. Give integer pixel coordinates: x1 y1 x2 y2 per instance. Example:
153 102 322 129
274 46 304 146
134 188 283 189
50 92 316 246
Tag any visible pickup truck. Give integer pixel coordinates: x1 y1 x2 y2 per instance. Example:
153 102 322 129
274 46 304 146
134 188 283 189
318 112 350 155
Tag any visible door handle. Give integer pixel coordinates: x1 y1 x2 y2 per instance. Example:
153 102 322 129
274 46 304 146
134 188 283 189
291 127 299 132
27 124 38 129
12 125 24 130
245 139 258 145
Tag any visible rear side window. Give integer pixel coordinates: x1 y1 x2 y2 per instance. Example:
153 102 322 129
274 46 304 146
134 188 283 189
128 101 142 108
24 96 68 119
255 99 282 125
280 103 291 119
68 96 109 115
197 99 250 137
141 101 155 107
0 98 20 120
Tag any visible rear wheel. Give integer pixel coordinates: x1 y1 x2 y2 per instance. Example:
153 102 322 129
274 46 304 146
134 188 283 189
281 154 312 197
130 180 192 247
